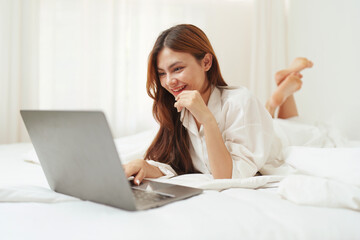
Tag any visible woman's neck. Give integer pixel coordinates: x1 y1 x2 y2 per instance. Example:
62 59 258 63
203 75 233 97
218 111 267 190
201 84 213 105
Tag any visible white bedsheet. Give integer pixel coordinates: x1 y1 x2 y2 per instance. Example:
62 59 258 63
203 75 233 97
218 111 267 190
0 185 79 203
278 174 360 211
1 188 359 240
1 138 360 240
19 128 360 210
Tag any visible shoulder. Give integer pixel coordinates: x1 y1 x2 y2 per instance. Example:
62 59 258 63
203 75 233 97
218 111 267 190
217 86 256 107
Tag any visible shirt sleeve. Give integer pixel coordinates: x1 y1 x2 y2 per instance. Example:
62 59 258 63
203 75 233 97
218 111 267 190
222 91 275 179
146 160 177 179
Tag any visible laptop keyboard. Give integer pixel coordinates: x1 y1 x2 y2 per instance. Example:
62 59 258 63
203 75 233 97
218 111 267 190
132 188 173 205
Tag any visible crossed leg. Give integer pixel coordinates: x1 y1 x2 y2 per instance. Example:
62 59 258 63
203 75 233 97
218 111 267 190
275 57 313 85
266 57 313 119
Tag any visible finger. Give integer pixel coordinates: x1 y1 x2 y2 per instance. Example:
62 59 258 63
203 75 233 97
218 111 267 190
175 90 189 101
175 106 183 112
122 164 133 178
134 168 145 185
175 93 182 101
123 162 140 178
174 101 183 112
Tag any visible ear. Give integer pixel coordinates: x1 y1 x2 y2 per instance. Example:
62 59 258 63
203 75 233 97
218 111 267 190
202 53 213 72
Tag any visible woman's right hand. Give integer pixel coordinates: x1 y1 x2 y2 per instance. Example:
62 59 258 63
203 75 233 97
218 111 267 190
122 159 164 185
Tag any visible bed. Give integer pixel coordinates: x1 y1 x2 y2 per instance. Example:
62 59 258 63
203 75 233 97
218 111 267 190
1 125 360 240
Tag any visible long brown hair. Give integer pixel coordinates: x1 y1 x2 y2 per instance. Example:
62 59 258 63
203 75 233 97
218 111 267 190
145 24 227 174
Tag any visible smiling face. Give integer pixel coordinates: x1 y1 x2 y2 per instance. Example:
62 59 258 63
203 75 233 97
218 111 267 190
157 47 212 102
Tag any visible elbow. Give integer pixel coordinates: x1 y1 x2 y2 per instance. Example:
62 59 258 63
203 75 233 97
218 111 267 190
212 163 233 179
213 174 232 179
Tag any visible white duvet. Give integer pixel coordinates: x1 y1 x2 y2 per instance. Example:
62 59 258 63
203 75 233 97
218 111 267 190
1 125 360 239
278 174 360 211
283 146 360 186
17 120 360 209
4 137 360 211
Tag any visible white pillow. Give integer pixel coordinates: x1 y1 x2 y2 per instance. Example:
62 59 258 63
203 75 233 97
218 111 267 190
283 146 360 186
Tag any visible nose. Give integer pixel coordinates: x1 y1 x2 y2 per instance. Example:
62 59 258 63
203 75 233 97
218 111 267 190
166 75 177 87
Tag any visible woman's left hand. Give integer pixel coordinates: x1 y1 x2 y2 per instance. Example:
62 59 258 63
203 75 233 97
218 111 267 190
174 90 213 125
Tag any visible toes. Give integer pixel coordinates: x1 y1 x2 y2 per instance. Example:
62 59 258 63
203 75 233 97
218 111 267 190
293 72 303 78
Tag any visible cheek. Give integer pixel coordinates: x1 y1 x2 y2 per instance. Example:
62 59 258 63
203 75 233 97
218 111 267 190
184 67 203 84
160 78 166 88
192 72 206 86
160 79 171 92
177 71 190 83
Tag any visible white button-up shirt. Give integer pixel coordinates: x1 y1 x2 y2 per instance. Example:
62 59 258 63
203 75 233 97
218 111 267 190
148 86 278 179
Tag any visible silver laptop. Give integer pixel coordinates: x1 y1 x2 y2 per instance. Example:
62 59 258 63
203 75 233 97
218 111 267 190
20 110 202 211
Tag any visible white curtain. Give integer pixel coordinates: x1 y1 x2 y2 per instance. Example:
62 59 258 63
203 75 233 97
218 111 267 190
0 0 39 143
249 0 288 104
1 0 286 144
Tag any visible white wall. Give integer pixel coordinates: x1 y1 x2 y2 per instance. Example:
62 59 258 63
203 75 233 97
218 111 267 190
287 0 360 140
0 0 256 144
205 1 253 88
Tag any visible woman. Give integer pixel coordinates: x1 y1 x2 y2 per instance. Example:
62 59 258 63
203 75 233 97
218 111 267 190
123 24 313 185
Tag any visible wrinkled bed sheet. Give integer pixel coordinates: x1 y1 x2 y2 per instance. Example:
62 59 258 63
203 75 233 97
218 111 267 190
1 125 360 240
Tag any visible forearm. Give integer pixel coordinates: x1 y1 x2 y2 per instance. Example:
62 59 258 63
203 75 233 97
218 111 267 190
203 117 233 179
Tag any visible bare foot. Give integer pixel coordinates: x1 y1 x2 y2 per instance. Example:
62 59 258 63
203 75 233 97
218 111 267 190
268 72 303 109
275 57 313 85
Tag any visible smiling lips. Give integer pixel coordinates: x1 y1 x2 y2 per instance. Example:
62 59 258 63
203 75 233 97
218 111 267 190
171 85 186 94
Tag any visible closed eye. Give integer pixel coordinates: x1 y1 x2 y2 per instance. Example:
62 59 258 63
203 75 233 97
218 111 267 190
174 67 184 72
158 72 166 77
